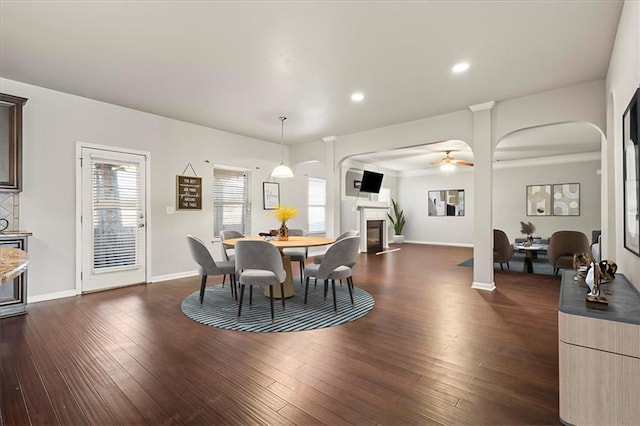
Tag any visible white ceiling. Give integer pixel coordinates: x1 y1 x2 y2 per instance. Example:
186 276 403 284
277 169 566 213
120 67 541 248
0 1 622 148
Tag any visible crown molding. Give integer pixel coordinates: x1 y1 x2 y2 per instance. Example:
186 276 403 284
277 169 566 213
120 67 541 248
397 151 601 177
493 151 600 169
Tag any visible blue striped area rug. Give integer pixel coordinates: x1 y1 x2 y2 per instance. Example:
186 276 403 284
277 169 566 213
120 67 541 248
181 281 375 332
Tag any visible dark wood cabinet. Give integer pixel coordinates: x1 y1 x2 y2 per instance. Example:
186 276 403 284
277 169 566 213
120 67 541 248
0 233 31 318
0 93 28 192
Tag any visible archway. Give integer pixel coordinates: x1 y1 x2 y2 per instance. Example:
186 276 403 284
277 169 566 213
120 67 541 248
339 139 474 245
492 121 605 275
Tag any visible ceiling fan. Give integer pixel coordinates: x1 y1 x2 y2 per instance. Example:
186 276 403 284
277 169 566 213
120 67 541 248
431 151 474 169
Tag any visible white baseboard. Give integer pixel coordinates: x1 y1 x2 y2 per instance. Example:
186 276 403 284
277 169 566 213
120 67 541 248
28 289 78 304
26 272 198 304
472 281 496 291
151 270 198 283
404 240 474 248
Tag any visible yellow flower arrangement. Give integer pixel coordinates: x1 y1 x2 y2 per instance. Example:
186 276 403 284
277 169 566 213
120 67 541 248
269 205 298 224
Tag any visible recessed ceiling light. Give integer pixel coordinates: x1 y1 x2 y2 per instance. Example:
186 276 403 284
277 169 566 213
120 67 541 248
452 62 470 73
351 92 364 102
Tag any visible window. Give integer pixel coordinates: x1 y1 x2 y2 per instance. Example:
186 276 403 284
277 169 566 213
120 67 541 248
308 178 326 233
213 167 251 237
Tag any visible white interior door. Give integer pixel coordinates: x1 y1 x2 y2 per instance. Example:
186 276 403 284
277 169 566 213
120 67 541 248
80 147 147 292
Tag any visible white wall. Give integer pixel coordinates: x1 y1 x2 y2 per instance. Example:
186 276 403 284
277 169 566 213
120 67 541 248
492 80 606 144
493 158 601 241
1 78 290 298
605 0 640 288
398 168 473 246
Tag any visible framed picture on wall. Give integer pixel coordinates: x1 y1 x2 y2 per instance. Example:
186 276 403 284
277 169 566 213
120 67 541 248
428 189 465 216
263 182 280 210
526 184 551 216
552 183 580 216
623 87 639 256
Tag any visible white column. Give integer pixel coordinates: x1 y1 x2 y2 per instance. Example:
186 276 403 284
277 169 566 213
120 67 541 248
470 101 496 291
322 136 338 237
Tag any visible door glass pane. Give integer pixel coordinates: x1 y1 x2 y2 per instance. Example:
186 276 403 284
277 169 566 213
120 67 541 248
92 160 142 271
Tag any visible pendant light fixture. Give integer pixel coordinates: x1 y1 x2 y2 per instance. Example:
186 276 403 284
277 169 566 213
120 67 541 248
270 116 294 178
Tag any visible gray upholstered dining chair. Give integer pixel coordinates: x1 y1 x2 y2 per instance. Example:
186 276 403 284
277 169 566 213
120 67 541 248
303 236 360 314
547 230 590 276
219 230 244 286
186 235 236 304
313 230 360 264
234 239 286 324
493 229 514 271
282 228 307 282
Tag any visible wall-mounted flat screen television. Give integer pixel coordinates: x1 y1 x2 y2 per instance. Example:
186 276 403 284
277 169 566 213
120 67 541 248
359 170 384 193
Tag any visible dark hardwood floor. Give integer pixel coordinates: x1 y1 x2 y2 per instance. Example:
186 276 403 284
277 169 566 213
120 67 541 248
1 244 561 425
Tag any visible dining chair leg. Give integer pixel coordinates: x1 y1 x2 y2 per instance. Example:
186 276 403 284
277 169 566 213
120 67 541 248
506 262 510 270
228 275 234 298
231 274 237 301
347 276 354 307
331 279 338 315
249 285 253 309
280 283 286 310
500 263 504 271
304 277 310 305
237 285 245 322
222 274 227 287
299 262 304 284
199 275 208 305
269 286 275 324
323 279 328 300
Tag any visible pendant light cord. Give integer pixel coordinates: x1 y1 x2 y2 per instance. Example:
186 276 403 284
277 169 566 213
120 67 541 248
279 116 286 163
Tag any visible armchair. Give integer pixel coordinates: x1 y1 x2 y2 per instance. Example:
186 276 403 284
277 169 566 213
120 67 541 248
493 229 514 271
547 231 590 276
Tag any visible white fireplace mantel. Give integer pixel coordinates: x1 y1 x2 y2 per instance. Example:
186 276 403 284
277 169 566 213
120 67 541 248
357 204 389 253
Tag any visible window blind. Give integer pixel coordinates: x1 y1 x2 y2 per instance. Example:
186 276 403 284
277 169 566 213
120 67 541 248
308 177 326 233
92 160 141 270
213 168 252 237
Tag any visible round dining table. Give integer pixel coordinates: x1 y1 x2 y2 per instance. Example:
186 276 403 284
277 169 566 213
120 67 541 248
222 236 334 298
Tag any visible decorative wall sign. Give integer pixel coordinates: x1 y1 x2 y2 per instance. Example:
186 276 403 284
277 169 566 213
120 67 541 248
263 182 280 210
553 183 580 216
623 87 639 256
526 184 552 216
176 175 202 210
428 189 465 216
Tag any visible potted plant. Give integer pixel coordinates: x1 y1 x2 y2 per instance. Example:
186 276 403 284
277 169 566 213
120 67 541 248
388 198 407 243
520 221 536 246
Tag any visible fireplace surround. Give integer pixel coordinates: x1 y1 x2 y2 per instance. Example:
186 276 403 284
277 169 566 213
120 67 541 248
357 203 389 253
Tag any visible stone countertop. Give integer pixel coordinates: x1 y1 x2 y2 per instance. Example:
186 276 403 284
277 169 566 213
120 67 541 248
0 231 33 238
0 247 29 284
559 270 640 325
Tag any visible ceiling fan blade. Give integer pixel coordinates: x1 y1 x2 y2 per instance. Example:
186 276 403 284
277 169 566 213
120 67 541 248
451 160 474 166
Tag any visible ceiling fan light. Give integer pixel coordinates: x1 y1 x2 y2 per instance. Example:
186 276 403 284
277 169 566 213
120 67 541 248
271 163 294 178
440 163 455 172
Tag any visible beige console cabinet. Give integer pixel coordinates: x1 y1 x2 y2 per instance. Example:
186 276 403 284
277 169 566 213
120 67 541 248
558 270 640 425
